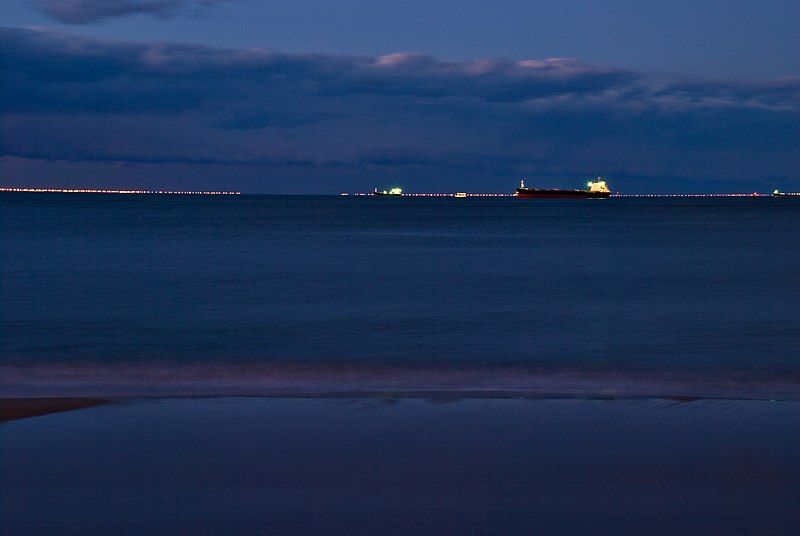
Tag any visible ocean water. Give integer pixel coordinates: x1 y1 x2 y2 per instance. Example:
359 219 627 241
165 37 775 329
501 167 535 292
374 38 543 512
1 193 799 397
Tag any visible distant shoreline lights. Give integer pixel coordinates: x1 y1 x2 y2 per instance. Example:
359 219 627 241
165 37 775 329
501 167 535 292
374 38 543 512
0 187 240 195
2 187 784 197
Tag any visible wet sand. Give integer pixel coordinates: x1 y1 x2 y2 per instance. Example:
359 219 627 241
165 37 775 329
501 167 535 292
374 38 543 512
1 396 799 535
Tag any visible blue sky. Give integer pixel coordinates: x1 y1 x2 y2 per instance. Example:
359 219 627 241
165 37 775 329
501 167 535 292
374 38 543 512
1 0 798 192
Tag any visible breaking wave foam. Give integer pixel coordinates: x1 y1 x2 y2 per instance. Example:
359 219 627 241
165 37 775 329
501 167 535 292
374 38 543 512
2 360 799 400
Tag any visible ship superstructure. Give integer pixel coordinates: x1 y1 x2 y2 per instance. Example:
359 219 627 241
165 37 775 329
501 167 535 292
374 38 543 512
773 189 800 197
373 187 403 196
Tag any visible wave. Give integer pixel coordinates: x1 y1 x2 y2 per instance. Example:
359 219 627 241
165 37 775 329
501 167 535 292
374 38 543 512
1 360 799 400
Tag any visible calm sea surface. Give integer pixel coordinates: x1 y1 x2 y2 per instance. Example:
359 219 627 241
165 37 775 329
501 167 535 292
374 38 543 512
2 193 799 397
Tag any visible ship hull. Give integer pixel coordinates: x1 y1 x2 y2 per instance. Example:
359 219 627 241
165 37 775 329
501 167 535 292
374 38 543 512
516 188 610 199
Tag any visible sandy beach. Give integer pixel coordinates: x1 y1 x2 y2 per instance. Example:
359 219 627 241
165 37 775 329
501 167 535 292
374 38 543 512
2 396 799 535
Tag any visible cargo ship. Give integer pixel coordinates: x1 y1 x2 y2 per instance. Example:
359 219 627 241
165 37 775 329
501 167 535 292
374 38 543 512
516 178 611 199
373 187 403 196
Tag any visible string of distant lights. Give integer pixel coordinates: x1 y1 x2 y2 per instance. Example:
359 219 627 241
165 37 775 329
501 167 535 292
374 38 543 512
348 192 782 197
0 188 240 195
612 193 769 197
3 188 794 197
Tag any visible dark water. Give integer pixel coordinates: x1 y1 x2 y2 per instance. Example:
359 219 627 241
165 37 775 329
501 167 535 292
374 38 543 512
2 193 799 397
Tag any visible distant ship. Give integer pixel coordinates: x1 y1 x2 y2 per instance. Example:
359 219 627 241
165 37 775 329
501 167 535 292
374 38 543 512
516 178 612 199
772 189 800 197
373 187 403 196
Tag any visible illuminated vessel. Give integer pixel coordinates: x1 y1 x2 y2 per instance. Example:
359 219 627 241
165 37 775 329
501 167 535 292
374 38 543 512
373 187 403 196
516 178 611 199
772 189 800 197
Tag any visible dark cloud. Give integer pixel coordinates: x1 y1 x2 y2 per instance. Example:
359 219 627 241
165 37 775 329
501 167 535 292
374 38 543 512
0 30 638 111
36 0 229 24
652 78 800 111
1 27 798 191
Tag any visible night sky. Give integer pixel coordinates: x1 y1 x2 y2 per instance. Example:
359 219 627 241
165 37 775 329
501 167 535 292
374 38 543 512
2 0 799 193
